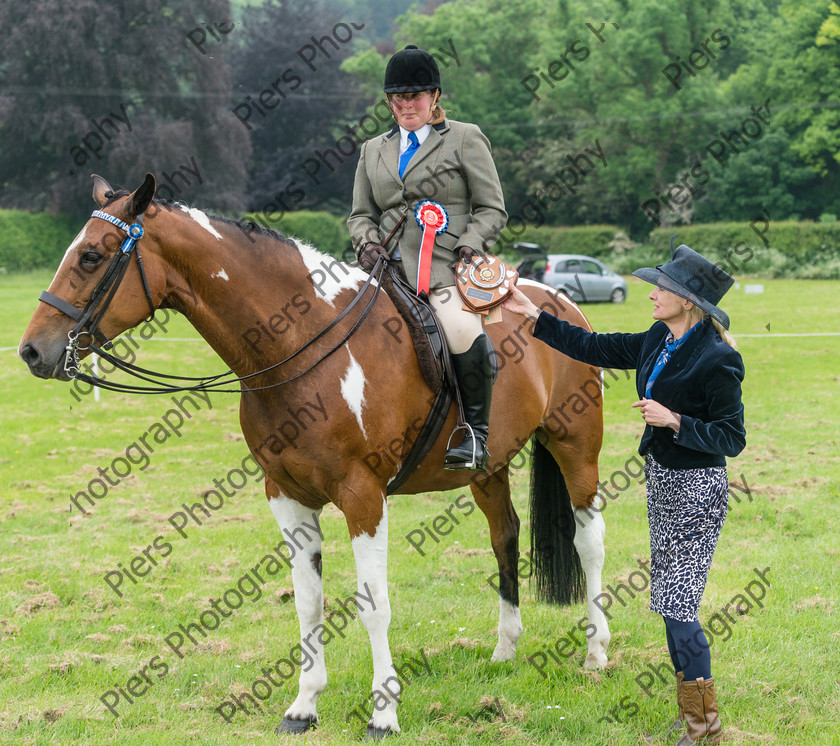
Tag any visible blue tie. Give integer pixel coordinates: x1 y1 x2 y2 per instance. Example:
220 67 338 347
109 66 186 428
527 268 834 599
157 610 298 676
399 131 420 178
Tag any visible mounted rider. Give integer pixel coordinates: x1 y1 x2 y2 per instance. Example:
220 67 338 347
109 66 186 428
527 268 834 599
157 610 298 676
348 44 508 470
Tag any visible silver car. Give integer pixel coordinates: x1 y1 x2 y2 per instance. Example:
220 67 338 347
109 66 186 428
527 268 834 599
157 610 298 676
517 253 627 303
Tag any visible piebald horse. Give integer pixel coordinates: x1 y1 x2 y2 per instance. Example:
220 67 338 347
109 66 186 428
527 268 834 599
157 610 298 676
19 174 609 738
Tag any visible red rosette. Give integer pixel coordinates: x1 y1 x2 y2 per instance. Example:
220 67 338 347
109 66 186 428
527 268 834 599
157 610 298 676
413 201 449 295
414 200 448 234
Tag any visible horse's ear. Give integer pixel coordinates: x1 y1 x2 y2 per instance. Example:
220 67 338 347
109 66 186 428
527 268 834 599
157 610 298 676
127 172 157 217
91 174 114 207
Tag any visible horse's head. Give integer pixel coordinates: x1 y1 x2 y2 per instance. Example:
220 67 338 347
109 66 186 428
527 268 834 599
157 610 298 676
19 173 162 380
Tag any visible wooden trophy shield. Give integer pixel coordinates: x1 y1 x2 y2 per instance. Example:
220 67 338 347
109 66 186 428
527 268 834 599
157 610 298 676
455 255 519 313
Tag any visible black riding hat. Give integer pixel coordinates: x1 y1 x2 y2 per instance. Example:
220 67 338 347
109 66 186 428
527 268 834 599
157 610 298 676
633 237 735 329
384 45 441 93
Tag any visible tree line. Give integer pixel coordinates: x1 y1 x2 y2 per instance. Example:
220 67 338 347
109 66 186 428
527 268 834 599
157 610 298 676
1 0 837 239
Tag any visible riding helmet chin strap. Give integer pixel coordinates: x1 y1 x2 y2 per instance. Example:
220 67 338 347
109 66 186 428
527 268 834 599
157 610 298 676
38 209 156 351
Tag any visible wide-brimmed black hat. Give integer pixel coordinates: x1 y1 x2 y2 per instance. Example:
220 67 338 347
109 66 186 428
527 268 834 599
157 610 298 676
384 45 441 93
633 238 735 329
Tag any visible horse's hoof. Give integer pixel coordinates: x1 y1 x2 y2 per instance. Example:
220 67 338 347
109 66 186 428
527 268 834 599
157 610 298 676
490 642 517 662
584 651 608 670
365 725 396 740
276 715 317 734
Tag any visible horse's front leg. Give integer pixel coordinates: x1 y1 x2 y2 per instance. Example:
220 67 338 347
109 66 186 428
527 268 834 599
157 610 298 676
268 488 327 733
346 495 400 738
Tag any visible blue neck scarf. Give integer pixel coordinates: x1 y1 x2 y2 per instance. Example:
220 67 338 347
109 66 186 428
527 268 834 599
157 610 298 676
645 322 701 398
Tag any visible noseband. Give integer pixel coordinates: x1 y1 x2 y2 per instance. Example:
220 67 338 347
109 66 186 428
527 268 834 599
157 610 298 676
38 209 156 376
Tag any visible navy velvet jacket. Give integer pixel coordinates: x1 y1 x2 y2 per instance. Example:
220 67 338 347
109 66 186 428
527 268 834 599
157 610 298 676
533 313 746 469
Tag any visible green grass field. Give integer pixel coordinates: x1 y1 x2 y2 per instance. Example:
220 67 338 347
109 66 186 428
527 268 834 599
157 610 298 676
2 271 839 745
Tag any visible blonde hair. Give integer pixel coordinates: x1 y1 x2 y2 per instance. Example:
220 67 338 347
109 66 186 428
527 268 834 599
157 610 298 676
429 91 446 123
686 304 737 349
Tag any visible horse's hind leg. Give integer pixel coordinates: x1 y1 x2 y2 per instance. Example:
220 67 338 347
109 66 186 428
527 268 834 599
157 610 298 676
540 434 611 670
267 485 327 733
573 500 610 669
470 466 524 661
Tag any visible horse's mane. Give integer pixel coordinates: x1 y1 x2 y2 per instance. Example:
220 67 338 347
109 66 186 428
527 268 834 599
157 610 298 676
102 188 298 250
156 198 293 246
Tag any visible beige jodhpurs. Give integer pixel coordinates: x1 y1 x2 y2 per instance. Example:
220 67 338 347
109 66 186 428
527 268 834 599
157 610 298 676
429 286 484 354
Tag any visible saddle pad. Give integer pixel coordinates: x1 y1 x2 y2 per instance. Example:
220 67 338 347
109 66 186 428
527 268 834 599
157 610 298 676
382 264 445 393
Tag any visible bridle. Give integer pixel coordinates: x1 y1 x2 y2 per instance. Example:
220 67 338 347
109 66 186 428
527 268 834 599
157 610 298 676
38 208 387 394
39 209 156 377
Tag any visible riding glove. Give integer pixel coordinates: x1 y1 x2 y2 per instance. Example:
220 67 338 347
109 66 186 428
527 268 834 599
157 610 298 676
458 246 477 265
359 243 389 272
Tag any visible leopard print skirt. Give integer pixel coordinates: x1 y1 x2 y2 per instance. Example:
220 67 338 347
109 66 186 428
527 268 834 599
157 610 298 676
645 452 729 622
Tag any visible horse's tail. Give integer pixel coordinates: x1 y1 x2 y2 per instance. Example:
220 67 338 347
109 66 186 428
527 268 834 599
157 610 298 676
528 435 585 605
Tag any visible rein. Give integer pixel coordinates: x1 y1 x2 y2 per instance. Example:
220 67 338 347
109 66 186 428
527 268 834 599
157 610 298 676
41 208 388 394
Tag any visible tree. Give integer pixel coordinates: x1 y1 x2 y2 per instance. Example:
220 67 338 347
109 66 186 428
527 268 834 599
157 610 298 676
693 129 820 222
341 0 790 232
0 0 249 216
230 0 400 221
723 0 840 219
523 0 782 232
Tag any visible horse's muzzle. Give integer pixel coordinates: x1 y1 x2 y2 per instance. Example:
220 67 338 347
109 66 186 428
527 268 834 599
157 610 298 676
19 338 74 381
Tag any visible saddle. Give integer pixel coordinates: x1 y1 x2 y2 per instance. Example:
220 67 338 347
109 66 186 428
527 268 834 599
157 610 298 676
381 262 497 494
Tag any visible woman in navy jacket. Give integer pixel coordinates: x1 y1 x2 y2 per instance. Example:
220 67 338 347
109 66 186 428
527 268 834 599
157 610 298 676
503 242 745 745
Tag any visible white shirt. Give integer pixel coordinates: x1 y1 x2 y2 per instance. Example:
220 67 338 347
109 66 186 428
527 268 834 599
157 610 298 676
398 124 431 155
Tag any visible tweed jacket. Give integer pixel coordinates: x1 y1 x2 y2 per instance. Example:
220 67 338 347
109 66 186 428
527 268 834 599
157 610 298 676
348 118 508 290
533 315 746 469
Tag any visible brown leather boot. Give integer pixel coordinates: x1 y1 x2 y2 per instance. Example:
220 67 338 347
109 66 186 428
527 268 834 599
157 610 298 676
646 671 684 742
676 676 722 744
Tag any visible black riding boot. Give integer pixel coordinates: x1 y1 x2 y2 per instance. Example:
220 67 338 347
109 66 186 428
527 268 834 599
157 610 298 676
444 334 492 470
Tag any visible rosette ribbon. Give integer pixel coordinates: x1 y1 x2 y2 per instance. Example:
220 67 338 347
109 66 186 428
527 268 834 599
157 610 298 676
413 200 448 296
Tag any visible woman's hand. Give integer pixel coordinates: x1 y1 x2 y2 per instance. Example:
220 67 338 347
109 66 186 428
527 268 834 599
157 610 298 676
501 284 542 322
359 243 389 272
632 398 681 431
457 246 477 265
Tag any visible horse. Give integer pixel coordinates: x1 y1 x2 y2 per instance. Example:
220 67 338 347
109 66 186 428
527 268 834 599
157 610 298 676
19 173 610 738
